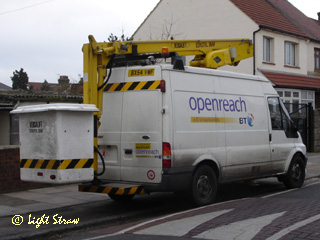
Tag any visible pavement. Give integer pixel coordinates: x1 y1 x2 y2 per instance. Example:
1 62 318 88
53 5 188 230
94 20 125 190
0 184 108 218
1 153 320 239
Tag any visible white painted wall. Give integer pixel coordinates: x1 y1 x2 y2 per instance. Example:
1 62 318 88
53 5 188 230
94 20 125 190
255 30 309 75
134 0 257 40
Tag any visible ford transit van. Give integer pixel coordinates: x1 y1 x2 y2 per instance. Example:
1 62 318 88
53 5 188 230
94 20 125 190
97 64 307 206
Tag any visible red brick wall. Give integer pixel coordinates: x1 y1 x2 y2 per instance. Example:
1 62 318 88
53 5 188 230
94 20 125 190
0 147 51 192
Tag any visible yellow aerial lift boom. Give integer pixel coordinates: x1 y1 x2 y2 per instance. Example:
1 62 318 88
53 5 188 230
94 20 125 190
82 35 253 176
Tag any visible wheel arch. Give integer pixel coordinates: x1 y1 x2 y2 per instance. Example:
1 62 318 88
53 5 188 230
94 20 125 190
193 158 220 182
294 151 307 164
284 149 307 173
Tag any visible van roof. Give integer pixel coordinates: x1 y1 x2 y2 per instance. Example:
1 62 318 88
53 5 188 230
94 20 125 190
110 64 269 84
160 64 268 82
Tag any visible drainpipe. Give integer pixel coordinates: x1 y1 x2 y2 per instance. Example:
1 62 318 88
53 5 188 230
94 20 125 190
253 26 262 76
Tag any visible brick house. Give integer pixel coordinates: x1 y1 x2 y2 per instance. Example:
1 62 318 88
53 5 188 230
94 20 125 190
133 0 320 151
28 75 83 93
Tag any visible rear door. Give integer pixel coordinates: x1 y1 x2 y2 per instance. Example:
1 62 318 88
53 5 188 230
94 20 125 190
121 89 163 183
99 67 163 184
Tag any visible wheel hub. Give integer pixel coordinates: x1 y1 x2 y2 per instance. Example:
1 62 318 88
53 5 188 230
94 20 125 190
291 163 301 180
197 175 212 198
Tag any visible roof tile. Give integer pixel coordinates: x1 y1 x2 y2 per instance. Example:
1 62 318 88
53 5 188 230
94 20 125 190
230 0 317 39
261 70 320 89
268 0 320 40
0 82 11 90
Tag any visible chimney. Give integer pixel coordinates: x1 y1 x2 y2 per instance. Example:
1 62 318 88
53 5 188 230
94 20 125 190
318 12 320 22
58 75 70 85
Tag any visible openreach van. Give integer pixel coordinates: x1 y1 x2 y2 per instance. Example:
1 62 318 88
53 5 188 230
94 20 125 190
96 65 307 206
13 37 307 206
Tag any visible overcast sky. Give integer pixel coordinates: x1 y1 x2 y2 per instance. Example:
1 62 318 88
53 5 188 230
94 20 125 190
0 0 319 87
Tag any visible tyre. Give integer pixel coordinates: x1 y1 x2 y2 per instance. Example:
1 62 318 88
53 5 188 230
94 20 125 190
277 175 284 182
108 193 135 202
191 165 217 206
283 155 305 189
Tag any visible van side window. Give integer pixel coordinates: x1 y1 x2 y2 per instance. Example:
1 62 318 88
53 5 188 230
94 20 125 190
268 98 283 130
268 97 298 138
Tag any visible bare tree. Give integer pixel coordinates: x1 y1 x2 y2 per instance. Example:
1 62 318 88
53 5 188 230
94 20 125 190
160 14 184 40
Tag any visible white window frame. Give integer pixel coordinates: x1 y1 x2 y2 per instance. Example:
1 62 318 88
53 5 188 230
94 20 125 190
285 41 298 67
315 48 320 72
263 36 273 63
276 88 315 112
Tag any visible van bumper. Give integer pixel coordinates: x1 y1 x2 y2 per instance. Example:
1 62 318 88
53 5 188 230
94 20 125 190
143 167 194 192
84 167 195 195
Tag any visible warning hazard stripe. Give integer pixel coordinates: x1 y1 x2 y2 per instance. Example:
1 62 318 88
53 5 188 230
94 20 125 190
104 80 161 92
78 184 146 196
20 158 93 170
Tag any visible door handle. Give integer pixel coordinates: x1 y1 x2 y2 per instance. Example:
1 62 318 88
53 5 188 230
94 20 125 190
124 149 133 154
142 135 150 140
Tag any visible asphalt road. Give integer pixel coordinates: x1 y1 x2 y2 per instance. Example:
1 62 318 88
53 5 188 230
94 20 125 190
48 178 320 240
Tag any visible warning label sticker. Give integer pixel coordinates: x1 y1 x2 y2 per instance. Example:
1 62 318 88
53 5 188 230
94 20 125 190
135 143 151 150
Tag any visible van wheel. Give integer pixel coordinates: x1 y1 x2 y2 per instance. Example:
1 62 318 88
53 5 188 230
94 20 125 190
283 155 305 189
108 194 135 202
191 165 217 206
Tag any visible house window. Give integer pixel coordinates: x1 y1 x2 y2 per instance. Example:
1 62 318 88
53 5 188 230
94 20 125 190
301 90 315 106
285 42 297 67
263 37 273 63
315 48 320 71
277 89 315 112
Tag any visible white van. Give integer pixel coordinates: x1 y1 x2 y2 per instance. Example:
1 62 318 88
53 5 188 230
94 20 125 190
97 64 307 206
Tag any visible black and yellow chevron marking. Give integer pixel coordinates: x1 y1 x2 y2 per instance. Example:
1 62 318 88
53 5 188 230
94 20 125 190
20 158 93 170
78 184 146 196
104 80 161 92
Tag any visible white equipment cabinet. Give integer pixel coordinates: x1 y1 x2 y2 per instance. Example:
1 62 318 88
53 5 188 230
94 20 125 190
11 104 98 184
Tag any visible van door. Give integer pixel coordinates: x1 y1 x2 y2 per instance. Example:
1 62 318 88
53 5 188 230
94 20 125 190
99 79 163 184
99 91 124 181
120 90 163 183
223 95 271 181
267 97 295 173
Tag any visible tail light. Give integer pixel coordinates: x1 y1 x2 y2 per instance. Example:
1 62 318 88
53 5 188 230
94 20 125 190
160 80 166 92
162 142 172 168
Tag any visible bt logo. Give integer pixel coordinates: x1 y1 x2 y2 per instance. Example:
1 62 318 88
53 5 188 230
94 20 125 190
247 113 254 127
239 113 254 127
